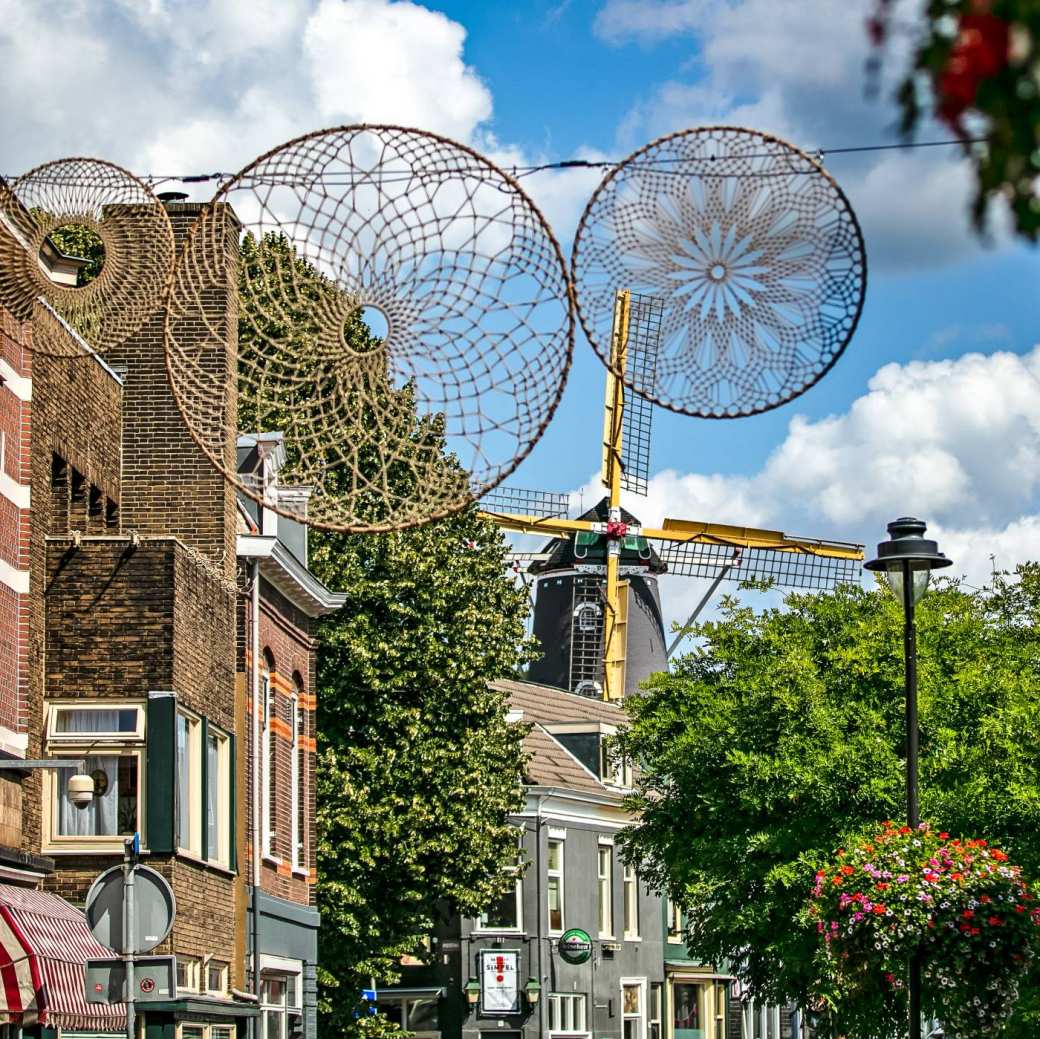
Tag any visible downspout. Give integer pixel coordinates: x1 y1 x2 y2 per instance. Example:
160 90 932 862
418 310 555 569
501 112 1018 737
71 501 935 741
534 794 548 1039
251 559 262 1027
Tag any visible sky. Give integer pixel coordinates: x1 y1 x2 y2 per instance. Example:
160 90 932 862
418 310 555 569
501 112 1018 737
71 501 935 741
4 0 1040 637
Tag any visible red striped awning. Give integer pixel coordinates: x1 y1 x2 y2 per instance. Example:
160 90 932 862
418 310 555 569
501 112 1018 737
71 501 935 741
0 883 126 1030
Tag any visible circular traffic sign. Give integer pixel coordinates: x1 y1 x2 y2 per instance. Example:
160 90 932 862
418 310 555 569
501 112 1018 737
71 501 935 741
85 865 176 954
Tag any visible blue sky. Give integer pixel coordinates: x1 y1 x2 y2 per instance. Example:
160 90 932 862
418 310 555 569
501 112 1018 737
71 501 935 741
4 0 1040 630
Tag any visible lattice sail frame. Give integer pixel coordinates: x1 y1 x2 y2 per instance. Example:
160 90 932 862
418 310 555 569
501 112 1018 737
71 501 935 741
620 292 661 495
165 125 574 534
0 158 173 356
572 127 867 418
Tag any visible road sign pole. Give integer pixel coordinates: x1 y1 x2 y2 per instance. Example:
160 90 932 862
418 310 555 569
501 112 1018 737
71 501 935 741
124 834 138 1039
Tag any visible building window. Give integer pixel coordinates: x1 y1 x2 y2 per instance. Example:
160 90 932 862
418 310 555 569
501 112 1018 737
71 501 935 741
599 734 633 788
649 984 662 1039
177 957 200 992
742 1001 778 1039
177 709 202 856
667 899 683 942
675 981 728 1039
622 981 646 1039
548 993 587 1036
479 831 523 932
547 838 565 934
261 970 303 1039
379 996 440 1037
206 726 230 866
623 864 639 939
291 674 306 871
46 702 145 850
262 652 276 858
598 842 614 938
206 960 229 995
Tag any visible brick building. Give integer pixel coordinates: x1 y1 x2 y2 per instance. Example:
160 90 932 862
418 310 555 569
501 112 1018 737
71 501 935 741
0 197 340 1039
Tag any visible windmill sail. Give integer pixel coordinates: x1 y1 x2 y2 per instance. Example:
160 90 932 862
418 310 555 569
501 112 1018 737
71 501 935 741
655 538 861 590
480 486 570 518
620 292 661 496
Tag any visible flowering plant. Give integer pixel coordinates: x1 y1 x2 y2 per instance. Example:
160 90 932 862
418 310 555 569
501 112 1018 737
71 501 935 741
805 820 1040 1038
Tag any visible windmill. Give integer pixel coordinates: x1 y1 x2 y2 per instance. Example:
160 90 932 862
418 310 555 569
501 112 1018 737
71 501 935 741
478 289 865 702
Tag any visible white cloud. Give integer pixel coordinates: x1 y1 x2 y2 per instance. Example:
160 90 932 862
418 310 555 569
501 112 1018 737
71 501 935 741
0 0 496 186
599 0 1005 271
302 0 492 139
594 0 713 45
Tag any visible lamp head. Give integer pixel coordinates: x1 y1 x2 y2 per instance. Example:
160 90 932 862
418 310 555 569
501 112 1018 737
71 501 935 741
864 517 952 606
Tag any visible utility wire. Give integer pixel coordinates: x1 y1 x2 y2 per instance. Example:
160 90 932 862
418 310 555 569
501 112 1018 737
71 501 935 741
12 135 978 191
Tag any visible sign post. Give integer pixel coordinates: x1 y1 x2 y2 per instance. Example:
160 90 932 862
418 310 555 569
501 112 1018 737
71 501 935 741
84 834 176 1038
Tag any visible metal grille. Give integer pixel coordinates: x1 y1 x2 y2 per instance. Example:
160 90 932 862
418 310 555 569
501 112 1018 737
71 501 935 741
621 293 661 496
569 575 605 694
504 550 550 572
657 540 861 590
481 487 570 518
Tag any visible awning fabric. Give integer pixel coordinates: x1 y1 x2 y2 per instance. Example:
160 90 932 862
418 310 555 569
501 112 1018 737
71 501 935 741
0 883 126 1030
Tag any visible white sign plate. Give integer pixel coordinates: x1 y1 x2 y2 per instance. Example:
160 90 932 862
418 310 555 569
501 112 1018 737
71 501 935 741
479 949 519 1015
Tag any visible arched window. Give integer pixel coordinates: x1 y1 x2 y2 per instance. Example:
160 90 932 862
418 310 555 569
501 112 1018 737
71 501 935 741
291 672 306 871
261 649 276 858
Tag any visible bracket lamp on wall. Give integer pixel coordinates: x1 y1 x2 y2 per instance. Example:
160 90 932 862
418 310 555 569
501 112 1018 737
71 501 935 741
524 978 542 1007
464 978 480 1007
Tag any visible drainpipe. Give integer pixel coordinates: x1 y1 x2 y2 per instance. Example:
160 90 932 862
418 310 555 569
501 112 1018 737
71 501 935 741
534 794 548 1039
251 560 262 1029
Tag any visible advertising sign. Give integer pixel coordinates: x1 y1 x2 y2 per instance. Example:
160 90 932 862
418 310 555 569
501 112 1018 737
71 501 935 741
558 927 593 965
479 949 519 1015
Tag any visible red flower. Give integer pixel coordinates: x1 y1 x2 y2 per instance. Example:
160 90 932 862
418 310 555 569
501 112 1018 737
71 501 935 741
988 916 1002 926
873 904 887 915
939 832 950 839
962 910 975 920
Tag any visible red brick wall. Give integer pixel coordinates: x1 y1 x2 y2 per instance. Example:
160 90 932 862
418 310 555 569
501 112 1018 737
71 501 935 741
247 578 316 907
0 307 30 742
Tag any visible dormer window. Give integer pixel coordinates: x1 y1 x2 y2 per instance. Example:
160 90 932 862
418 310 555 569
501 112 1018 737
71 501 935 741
599 732 633 789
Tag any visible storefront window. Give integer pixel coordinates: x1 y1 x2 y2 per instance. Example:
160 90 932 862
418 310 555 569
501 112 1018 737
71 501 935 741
262 969 303 1039
378 996 440 1037
673 983 703 1039
548 992 587 1035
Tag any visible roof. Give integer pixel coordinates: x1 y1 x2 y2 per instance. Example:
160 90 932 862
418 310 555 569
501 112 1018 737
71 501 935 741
494 679 630 799
493 678 626 727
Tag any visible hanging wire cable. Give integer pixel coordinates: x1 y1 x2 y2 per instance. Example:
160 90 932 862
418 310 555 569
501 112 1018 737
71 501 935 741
6 135 984 191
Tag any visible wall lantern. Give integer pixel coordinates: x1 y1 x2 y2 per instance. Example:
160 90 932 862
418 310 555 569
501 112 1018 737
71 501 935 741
464 978 480 1006
523 978 542 1007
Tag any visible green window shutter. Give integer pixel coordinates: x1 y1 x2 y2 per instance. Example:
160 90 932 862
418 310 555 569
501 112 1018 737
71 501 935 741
228 732 237 872
146 693 176 853
200 717 210 862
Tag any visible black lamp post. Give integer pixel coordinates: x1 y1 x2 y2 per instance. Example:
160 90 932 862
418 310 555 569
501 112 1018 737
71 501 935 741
865 517 951 1039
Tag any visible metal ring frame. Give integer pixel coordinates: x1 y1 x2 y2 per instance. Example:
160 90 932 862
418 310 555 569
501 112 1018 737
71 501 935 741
571 126 867 418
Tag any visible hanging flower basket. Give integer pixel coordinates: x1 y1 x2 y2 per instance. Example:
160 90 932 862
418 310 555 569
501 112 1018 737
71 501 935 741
805 821 1040 1038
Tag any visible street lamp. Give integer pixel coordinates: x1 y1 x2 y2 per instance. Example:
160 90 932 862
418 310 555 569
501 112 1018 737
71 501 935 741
865 517 951 1039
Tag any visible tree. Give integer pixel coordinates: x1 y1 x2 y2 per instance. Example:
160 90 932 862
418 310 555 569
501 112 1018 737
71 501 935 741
871 0 1040 240
617 568 1040 1036
236 233 533 1035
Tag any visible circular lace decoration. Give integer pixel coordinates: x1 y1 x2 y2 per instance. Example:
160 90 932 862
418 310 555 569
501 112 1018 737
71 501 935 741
0 158 173 355
165 125 573 534
572 127 866 417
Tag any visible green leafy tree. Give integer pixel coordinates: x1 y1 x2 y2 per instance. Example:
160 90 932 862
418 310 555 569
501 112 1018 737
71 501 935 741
617 568 1040 1036
872 0 1040 240
236 233 533 1036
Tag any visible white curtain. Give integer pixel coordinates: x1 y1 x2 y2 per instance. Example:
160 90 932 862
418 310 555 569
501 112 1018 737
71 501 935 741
58 756 118 836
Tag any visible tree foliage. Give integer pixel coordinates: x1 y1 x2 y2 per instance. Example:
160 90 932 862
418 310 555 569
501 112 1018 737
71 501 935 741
236 233 533 1035
875 0 1040 240
617 568 1040 1036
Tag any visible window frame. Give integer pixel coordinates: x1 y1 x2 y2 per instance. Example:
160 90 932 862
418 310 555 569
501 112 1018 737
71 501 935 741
260 961 304 1039
648 983 662 1039
291 676 306 873
45 701 146 744
623 863 640 940
597 840 614 939
205 959 229 996
177 956 201 993
547 837 565 935
377 995 441 1039
205 724 231 868
261 655 276 860
176 708 203 858
44 747 144 852
547 992 588 1037
621 978 647 1039
666 899 683 943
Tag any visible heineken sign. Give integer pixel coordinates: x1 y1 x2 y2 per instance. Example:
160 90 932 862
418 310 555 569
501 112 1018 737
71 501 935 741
558 928 593 964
